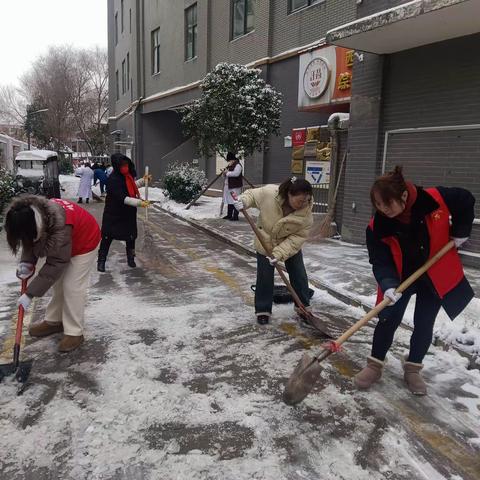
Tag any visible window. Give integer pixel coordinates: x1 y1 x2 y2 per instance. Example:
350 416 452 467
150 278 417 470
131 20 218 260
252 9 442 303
232 0 254 39
121 0 124 32
126 53 130 90
129 8 132 33
151 28 160 74
121 59 126 94
115 70 119 100
185 3 197 60
289 0 322 13
114 12 118 44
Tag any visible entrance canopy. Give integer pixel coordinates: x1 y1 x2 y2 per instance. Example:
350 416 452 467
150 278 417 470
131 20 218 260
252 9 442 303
326 0 480 54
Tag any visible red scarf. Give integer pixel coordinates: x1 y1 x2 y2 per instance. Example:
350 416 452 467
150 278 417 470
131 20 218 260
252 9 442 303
121 168 140 198
396 182 417 224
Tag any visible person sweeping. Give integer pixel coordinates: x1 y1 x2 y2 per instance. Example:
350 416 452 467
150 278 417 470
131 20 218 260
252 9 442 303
4 195 101 352
234 177 313 325
97 153 151 272
222 152 243 221
355 166 475 395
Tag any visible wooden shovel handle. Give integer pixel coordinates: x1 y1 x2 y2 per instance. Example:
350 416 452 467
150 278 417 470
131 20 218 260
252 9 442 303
334 240 455 347
186 169 225 210
232 192 309 315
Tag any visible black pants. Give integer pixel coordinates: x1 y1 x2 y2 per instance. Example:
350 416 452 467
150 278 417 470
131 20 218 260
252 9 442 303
255 251 310 315
98 235 135 259
371 280 442 363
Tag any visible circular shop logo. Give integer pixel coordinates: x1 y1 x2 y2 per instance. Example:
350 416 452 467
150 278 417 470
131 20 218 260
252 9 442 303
303 57 330 99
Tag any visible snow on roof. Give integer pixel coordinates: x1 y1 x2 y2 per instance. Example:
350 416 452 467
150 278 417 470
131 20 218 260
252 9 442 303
15 149 57 161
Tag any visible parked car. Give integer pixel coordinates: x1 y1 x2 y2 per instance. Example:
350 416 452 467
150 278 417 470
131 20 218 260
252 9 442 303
14 150 61 198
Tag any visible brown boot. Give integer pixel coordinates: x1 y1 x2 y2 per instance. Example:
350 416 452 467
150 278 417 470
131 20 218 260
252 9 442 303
403 361 427 396
29 321 63 338
58 335 84 353
354 356 384 389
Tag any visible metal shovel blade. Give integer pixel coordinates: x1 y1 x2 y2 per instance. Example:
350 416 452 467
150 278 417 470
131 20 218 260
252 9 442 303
0 360 33 395
283 353 324 406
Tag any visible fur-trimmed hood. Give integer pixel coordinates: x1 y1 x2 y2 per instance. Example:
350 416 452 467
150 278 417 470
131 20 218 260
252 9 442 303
5 194 66 258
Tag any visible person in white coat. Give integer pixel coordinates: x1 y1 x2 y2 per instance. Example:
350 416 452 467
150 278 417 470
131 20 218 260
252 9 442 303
75 163 94 204
222 152 243 221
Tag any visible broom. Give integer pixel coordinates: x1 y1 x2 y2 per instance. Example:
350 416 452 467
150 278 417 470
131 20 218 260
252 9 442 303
316 150 347 238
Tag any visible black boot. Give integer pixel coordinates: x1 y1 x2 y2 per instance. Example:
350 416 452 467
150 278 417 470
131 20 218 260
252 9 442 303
257 315 269 325
126 249 136 268
231 206 239 221
86 198 89 204
97 253 106 272
78 198 83 204
223 204 233 220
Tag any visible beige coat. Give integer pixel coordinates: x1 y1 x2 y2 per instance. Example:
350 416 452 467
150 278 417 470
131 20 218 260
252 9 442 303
240 184 313 262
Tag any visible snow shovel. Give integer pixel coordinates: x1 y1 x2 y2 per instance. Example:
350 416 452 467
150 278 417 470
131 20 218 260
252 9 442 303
283 240 455 406
0 278 33 395
186 169 226 210
231 192 331 337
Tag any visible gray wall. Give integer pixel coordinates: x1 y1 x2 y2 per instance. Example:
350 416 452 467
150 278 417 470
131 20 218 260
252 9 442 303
341 32 480 256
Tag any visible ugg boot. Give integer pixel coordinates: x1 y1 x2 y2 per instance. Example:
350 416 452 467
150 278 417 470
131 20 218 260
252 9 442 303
126 249 136 268
354 356 384 389
403 361 427 396
58 335 84 353
29 321 63 338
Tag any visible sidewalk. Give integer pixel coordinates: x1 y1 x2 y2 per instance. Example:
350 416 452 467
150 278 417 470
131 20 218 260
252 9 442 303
154 194 480 362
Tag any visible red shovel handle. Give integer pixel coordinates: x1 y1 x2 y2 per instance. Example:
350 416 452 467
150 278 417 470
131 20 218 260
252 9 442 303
13 279 28 367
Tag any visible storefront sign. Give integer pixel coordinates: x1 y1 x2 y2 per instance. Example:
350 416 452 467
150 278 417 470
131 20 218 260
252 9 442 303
291 159 304 174
305 161 330 185
292 128 307 147
303 58 330 99
298 45 353 111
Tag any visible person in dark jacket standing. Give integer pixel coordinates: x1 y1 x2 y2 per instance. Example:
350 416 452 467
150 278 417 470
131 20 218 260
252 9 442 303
355 166 475 395
97 153 150 272
222 152 243 221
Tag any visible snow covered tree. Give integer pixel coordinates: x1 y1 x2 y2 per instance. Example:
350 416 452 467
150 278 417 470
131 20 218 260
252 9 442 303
181 63 282 159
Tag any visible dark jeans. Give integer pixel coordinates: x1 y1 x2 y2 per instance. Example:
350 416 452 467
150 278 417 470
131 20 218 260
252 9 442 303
100 181 106 194
255 251 310 315
98 235 135 259
372 280 442 363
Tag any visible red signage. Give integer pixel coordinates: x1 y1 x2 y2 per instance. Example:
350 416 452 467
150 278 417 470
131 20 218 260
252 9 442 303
292 128 306 147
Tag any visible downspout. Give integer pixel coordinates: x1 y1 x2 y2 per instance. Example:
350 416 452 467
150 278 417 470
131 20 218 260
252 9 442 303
132 96 143 170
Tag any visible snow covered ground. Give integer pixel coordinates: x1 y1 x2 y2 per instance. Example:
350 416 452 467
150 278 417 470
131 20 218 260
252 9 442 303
0 204 479 479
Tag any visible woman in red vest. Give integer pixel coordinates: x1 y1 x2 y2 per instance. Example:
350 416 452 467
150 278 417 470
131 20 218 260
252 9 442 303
4 195 101 352
355 166 475 395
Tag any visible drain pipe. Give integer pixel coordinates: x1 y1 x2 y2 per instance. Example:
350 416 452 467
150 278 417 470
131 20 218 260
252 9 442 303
132 96 143 169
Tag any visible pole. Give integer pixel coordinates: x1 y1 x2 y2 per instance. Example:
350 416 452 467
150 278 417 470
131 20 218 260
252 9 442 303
185 169 225 210
144 166 149 222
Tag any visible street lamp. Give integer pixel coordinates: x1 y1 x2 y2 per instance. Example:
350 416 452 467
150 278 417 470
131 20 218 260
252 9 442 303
26 107 49 150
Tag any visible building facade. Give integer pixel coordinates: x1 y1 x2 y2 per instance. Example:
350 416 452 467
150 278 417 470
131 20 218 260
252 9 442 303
108 0 480 259
107 0 357 182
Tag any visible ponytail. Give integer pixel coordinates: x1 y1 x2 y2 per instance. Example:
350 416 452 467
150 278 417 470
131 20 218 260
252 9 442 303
278 176 313 200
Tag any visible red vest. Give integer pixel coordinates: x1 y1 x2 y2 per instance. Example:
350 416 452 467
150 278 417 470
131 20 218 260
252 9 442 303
371 188 464 303
50 199 101 257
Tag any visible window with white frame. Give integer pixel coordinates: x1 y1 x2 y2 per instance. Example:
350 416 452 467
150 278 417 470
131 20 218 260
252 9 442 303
232 0 254 39
129 8 132 33
115 12 118 44
121 0 124 32
151 28 161 74
289 0 322 13
185 3 198 60
115 70 119 100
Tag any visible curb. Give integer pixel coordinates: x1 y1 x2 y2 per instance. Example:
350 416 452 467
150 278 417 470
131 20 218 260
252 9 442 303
152 204 479 370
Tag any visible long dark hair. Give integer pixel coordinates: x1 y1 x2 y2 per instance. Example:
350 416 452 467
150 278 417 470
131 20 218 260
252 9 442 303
278 177 313 200
370 165 407 207
4 204 37 255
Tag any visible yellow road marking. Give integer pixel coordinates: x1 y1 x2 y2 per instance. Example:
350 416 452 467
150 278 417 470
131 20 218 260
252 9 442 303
0 301 35 362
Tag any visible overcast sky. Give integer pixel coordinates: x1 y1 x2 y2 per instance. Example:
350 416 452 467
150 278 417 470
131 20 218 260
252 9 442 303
0 0 107 87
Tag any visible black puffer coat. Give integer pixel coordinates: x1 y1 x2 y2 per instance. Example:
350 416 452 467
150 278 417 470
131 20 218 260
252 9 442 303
101 154 139 241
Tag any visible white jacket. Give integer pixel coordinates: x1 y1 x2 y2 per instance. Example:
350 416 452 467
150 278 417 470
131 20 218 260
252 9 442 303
240 184 313 262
